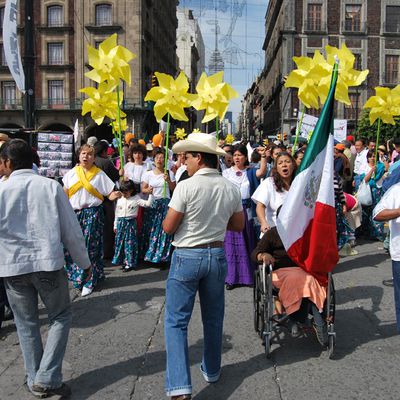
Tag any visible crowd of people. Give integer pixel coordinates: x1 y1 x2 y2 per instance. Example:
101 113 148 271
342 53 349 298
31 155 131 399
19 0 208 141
1 129 400 400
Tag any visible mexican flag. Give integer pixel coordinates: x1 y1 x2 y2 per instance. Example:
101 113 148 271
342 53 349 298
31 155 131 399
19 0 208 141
276 64 339 285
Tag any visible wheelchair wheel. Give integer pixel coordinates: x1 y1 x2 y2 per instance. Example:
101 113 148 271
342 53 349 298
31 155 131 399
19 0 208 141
263 266 274 358
264 332 272 358
328 333 335 359
253 270 262 335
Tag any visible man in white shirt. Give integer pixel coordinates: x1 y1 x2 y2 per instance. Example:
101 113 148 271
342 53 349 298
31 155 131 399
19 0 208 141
0 139 92 398
353 138 369 188
373 183 400 333
162 133 244 400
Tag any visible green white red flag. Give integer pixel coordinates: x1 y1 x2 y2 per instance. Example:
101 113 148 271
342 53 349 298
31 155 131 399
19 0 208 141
276 64 339 285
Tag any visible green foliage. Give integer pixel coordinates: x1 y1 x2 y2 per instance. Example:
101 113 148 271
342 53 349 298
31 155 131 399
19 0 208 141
356 109 400 142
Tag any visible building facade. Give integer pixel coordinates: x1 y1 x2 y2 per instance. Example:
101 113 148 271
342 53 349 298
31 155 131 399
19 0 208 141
176 7 205 130
0 0 178 140
247 0 400 140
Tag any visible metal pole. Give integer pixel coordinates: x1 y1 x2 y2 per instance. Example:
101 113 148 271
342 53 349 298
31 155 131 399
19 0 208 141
23 0 35 129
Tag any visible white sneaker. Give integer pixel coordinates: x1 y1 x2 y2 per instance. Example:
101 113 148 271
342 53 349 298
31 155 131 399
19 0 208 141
81 287 93 297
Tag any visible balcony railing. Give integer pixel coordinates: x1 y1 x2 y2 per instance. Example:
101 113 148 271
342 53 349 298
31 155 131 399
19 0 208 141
0 99 23 110
342 20 367 34
35 98 144 111
384 22 400 34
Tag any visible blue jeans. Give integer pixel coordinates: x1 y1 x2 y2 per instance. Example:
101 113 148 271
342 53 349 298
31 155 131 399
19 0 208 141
164 247 228 397
4 268 72 389
393 260 400 332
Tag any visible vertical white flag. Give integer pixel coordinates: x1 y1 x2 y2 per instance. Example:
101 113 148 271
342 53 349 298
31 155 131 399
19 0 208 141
3 0 25 92
73 119 81 146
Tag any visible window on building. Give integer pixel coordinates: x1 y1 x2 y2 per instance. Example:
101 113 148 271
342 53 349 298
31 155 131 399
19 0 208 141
385 55 399 84
0 43 7 66
344 93 360 120
307 4 322 31
386 6 400 33
95 4 112 26
354 53 362 70
1 81 16 105
47 5 63 27
345 4 361 32
48 43 64 65
0 7 4 31
48 80 64 105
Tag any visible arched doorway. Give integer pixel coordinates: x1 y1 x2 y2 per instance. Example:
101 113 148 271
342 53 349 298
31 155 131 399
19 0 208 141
40 123 73 132
85 123 114 144
0 124 27 141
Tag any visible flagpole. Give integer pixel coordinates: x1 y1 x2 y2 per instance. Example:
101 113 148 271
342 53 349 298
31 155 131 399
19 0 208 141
23 0 35 129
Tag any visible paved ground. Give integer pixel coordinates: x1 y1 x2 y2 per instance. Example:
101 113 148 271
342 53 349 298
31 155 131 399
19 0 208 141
1 239 399 400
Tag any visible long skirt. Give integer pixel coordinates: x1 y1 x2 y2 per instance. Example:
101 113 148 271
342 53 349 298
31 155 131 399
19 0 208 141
112 218 138 268
272 267 327 315
359 187 385 241
139 206 156 259
335 199 355 249
224 208 256 285
144 198 173 263
65 205 104 290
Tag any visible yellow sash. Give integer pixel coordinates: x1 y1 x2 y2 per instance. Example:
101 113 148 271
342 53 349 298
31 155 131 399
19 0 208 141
68 166 104 201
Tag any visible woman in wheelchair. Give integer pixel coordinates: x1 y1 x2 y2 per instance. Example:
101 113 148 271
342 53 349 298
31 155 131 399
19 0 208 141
251 225 329 346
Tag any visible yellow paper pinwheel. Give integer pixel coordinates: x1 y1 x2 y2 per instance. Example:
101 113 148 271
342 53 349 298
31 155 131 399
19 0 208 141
175 128 187 140
144 71 197 122
284 51 331 109
318 44 369 105
85 33 136 87
225 134 235 145
81 82 126 125
192 71 238 123
192 128 201 133
111 118 127 132
364 85 400 125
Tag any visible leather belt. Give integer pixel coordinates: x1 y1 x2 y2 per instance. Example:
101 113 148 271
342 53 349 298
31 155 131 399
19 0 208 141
177 241 224 249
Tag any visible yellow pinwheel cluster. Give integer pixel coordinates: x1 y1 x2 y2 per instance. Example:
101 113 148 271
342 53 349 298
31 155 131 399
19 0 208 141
175 127 187 140
110 118 127 133
364 85 400 125
285 43 368 108
144 71 197 122
192 72 238 123
81 82 126 125
192 128 201 133
225 134 235 145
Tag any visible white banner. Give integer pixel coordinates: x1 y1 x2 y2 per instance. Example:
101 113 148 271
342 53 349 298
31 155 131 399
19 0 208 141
297 113 347 143
3 0 25 92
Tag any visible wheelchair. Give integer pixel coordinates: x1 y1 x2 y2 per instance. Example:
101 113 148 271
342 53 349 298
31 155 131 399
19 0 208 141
253 263 336 359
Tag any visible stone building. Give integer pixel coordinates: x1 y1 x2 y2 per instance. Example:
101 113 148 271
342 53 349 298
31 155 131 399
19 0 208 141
0 0 178 140
251 0 400 139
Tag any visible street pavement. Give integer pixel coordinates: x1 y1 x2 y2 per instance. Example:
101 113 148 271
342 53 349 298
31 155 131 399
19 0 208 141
1 239 399 400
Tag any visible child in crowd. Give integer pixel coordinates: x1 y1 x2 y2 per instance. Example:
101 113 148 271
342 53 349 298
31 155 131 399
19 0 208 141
112 180 153 272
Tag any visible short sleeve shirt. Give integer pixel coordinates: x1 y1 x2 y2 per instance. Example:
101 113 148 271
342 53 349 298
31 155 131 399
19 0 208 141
142 169 176 199
251 177 288 227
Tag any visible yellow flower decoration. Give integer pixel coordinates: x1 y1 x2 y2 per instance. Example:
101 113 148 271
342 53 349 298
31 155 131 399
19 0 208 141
192 72 238 123
111 118 127 132
284 51 331 109
144 71 197 122
175 127 187 140
81 82 126 125
192 128 201 133
225 134 235 144
364 85 400 125
318 43 369 105
85 33 136 87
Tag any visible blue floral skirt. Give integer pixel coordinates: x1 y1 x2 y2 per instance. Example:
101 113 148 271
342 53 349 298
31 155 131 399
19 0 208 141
112 218 138 268
139 206 156 259
144 198 173 264
335 199 355 249
64 205 104 290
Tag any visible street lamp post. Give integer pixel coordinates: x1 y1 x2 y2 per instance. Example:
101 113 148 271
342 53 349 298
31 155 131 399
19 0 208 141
23 0 35 129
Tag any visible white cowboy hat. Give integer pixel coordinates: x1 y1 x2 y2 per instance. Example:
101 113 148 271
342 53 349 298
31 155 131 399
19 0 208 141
172 133 226 156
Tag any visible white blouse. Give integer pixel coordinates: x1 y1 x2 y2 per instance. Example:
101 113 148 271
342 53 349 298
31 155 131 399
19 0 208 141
63 167 115 210
222 167 251 200
114 194 153 228
251 177 288 227
142 170 176 199
124 162 149 183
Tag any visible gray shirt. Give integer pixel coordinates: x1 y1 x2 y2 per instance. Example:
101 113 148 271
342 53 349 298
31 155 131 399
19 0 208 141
0 169 91 277
169 168 242 247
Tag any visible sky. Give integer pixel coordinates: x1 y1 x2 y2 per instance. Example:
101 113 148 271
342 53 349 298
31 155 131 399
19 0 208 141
178 0 269 127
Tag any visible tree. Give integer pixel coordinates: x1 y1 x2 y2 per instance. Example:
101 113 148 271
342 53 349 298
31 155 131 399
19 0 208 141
356 109 400 143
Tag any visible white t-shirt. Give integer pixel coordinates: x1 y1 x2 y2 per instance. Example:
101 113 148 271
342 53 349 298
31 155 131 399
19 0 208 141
222 167 250 200
373 183 400 261
251 176 288 227
124 162 148 184
63 167 115 210
114 194 153 228
354 148 369 175
142 169 175 199
175 165 187 183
